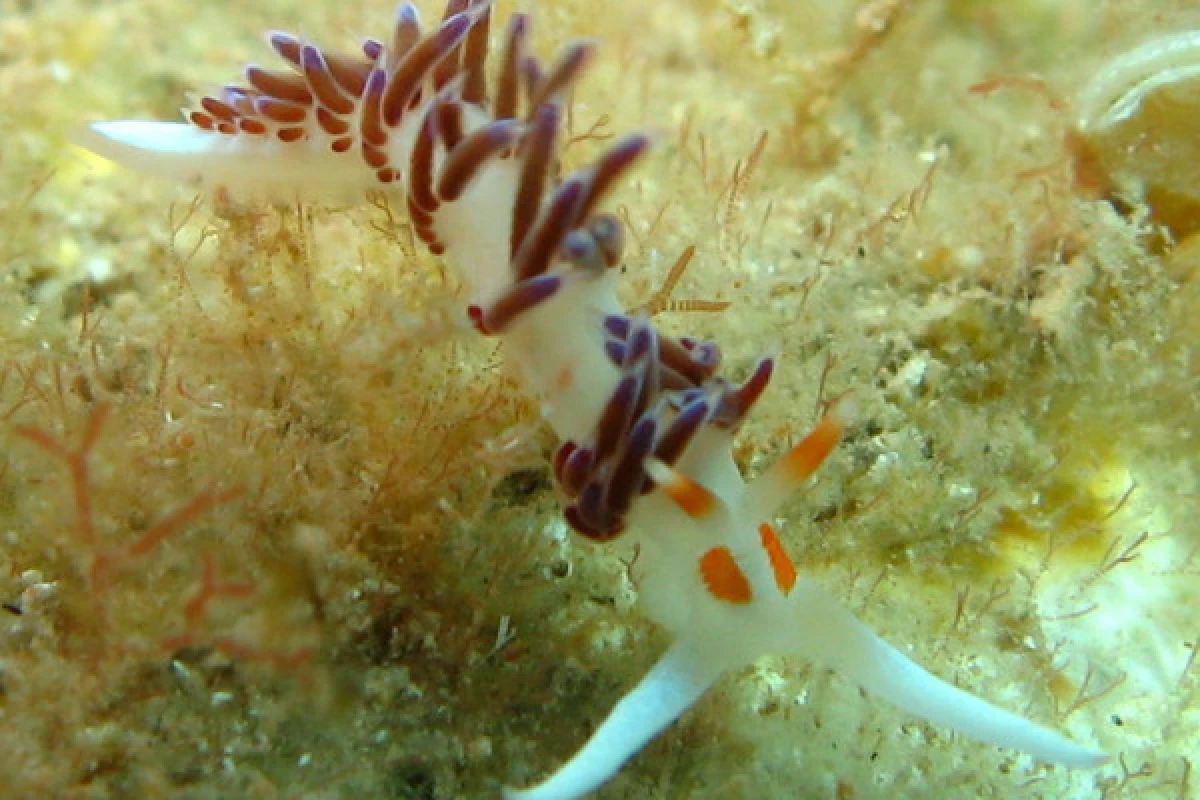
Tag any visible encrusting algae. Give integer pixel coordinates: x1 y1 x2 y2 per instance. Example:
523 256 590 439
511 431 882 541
1 0 1198 798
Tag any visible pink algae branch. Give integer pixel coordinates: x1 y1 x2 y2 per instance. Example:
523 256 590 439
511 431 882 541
17 402 319 672
161 554 256 652
16 402 243 600
162 554 317 674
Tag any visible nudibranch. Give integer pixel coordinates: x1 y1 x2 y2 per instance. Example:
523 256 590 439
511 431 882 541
77 1 1109 797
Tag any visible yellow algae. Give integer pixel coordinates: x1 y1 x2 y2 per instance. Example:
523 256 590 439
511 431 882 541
993 459 1139 569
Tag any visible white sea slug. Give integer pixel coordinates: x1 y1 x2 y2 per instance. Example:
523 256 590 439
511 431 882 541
76 1 1110 797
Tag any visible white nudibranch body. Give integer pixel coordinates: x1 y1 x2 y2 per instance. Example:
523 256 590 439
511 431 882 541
76 119 376 203
77 2 1111 798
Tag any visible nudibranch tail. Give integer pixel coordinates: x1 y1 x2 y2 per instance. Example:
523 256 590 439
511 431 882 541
73 119 380 201
76 2 488 203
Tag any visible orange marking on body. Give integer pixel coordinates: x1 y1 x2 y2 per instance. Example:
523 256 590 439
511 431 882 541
781 411 846 483
759 522 797 595
555 365 575 392
657 467 716 518
700 547 752 604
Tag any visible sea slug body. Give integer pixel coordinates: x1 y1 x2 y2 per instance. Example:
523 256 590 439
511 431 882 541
76 2 1110 798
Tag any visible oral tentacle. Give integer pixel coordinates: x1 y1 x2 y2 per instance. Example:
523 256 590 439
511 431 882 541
782 578 1110 768
745 394 856 520
502 637 737 800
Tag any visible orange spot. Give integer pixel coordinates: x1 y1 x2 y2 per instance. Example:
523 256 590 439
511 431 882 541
759 523 797 595
555 365 575 392
782 412 845 482
658 469 716 518
700 546 752 604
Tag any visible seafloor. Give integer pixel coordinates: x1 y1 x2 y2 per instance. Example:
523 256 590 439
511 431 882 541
1 0 1197 798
